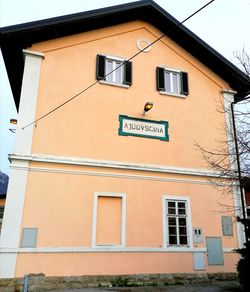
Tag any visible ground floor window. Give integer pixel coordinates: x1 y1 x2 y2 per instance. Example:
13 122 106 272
163 195 192 248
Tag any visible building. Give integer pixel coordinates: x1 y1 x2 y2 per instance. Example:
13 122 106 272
0 0 250 279
0 197 5 235
243 177 250 220
0 172 8 235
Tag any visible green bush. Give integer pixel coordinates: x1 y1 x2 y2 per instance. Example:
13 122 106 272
236 241 250 291
111 276 128 287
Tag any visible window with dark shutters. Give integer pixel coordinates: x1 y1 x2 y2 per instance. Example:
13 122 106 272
96 54 132 86
156 67 189 96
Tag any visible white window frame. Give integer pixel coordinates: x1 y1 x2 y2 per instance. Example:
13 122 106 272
160 67 186 98
99 54 129 88
164 68 181 94
162 195 193 249
92 192 126 249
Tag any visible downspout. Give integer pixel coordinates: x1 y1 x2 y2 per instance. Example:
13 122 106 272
231 97 250 242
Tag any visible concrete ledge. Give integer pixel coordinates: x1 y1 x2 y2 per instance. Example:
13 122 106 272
0 273 238 292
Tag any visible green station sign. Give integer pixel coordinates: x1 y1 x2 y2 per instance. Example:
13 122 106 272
119 115 169 141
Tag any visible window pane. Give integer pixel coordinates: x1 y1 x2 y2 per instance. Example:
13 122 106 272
106 60 113 82
169 227 177 235
178 202 185 209
168 202 175 207
169 236 177 244
115 61 123 84
168 217 176 226
179 226 187 235
172 73 178 93
179 236 187 245
178 202 186 215
168 201 176 214
179 218 186 226
164 71 171 92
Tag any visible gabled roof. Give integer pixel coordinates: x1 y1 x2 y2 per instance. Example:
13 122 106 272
0 0 249 110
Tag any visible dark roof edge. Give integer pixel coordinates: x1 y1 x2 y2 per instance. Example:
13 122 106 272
0 0 147 34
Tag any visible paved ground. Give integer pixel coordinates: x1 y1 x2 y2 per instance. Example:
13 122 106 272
51 281 243 292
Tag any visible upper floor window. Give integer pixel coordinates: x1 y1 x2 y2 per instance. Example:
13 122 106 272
96 54 132 87
156 67 189 96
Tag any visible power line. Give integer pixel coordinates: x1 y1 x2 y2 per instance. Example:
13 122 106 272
22 0 215 130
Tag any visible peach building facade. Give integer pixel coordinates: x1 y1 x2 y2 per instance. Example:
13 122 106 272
0 1 250 278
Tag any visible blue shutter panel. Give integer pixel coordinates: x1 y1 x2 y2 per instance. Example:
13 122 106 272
206 237 224 265
156 67 165 91
96 55 106 80
193 252 205 270
221 216 233 236
180 71 189 95
21 228 38 248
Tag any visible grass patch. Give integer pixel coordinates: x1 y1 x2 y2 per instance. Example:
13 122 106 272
111 277 129 287
164 281 183 286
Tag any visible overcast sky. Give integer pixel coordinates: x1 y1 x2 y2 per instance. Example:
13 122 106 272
0 0 250 174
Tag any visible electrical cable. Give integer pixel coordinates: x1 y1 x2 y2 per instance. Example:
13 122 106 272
22 0 215 129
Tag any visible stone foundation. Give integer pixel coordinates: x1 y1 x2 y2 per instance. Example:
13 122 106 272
0 273 238 292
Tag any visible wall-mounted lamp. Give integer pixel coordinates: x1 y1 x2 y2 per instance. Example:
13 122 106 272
10 119 17 125
9 118 17 133
143 102 153 115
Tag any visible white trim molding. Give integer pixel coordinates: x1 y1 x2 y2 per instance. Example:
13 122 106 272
13 50 44 155
22 49 45 59
0 161 29 278
221 89 245 249
10 164 214 186
0 49 44 279
0 246 235 254
159 91 187 99
9 153 224 179
162 195 193 249
92 192 126 248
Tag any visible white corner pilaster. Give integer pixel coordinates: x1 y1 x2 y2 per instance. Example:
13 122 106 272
222 89 244 248
0 50 44 278
14 49 45 154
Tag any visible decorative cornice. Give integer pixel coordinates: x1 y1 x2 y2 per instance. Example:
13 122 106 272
9 153 224 178
221 89 237 95
0 246 235 254
23 49 45 58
